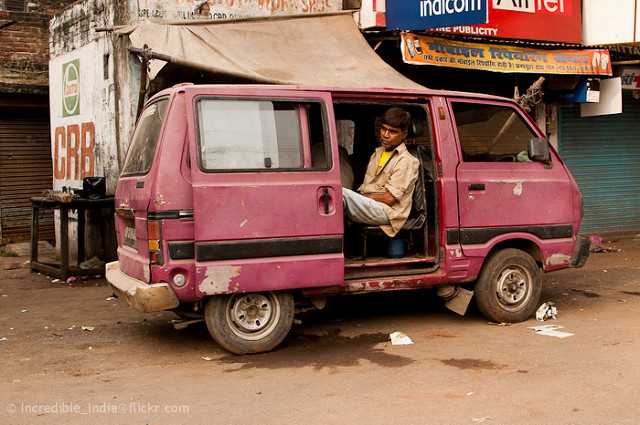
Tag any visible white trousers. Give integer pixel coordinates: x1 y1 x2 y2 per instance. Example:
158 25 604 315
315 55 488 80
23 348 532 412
342 188 390 226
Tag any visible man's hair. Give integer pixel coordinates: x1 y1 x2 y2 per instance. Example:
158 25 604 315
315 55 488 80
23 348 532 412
382 107 411 132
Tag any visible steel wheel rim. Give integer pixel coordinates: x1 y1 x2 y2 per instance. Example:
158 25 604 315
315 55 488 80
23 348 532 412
495 265 532 312
225 293 281 341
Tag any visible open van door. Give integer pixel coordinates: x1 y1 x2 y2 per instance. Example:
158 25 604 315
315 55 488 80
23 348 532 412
186 88 344 297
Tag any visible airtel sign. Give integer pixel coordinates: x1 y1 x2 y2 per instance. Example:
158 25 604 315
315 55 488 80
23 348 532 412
435 0 582 43
493 0 570 15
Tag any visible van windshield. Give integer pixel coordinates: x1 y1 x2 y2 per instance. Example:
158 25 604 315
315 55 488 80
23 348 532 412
121 99 169 176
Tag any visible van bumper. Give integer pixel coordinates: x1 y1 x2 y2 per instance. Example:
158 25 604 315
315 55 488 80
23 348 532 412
106 261 179 313
570 236 591 268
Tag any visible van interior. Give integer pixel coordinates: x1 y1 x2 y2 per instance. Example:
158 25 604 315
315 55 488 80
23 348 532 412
330 101 439 279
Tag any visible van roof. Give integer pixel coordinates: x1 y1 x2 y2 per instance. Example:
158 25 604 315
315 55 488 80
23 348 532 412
149 84 514 104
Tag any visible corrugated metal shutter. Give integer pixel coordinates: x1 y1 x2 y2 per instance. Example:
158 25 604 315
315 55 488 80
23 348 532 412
0 109 54 242
559 93 640 234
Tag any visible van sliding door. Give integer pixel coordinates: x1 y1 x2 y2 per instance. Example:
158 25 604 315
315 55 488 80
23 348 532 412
186 89 344 296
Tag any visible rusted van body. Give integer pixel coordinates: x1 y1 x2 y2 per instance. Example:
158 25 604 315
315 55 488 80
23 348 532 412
107 84 589 354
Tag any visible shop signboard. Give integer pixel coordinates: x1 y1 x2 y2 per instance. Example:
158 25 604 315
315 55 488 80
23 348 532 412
386 0 488 30
131 0 342 22
401 33 612 76
620 68 640 90
583 0 640 45
434 0 582 43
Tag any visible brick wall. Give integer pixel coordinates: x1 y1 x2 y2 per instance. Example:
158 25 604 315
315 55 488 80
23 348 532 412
0 0 70 89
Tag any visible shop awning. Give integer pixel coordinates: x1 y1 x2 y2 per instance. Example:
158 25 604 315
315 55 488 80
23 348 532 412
120 13 423 89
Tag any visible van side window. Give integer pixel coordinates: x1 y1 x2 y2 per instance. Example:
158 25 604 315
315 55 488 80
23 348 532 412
197 99 327 171
121 98 169 175
452 102 537 163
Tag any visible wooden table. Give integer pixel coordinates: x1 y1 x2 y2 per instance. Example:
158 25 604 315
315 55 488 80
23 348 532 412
30 197 115 279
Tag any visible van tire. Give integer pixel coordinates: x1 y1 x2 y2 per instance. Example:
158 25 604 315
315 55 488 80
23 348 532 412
474 249 541 323
204 291 294 355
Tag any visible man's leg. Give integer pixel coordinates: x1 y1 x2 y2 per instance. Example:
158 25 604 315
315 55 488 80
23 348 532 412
342 188 390 226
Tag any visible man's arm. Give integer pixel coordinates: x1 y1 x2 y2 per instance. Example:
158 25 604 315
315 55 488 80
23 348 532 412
364 191 397 206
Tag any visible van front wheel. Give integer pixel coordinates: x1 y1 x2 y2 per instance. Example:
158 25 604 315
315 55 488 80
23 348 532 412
475 249 541 323
204 291 294 355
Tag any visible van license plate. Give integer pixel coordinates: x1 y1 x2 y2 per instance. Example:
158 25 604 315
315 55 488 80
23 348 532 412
123 226 136 248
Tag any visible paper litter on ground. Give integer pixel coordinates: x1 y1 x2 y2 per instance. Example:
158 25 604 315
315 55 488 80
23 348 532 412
536 302 558 321
529 324 574 338
389 331 413 346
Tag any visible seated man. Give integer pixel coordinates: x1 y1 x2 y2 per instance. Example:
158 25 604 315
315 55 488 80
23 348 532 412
342 107 420 238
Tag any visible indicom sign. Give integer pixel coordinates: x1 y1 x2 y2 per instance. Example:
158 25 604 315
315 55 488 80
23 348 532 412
386 0 489 31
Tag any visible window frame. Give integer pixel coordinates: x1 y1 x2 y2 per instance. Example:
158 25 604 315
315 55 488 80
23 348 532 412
193 96 333 174
448 98 547 165
120 96 171 177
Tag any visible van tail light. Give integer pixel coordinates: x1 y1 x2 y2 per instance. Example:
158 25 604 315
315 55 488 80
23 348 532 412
147 220 163 265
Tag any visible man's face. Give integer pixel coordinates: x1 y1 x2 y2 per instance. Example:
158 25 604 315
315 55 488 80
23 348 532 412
379 123 407 151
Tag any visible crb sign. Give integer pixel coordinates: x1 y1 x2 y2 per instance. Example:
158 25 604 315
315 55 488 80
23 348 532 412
386 0 488 30
53 123 96 181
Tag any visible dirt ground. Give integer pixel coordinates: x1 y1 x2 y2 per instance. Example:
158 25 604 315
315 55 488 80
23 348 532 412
1 237 640 425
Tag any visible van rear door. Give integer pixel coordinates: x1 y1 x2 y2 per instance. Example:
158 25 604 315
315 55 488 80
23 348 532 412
186 89 344 296
115 97 170 282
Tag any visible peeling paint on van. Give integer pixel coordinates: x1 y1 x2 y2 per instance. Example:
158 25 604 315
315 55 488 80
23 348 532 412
143 265 150 282
513 182 523 196
154 194 167 207
546 253 571 266
199 266 241 295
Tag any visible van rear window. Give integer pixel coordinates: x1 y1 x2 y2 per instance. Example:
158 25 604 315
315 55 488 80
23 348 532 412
197 99 307 171
121 99 169 176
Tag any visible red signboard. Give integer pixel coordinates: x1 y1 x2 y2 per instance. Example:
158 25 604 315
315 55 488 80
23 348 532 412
434 0 582 44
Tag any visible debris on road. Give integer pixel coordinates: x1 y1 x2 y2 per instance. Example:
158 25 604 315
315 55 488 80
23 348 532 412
389 331 413 346
472 417 493 423
51 279 61 284
529 325 574 338
201 356 214 361
0 337 7 342
1 294 7 298
20 309 28 313
589 235 603 245
488 322 511 327
589 235 622 253
171 319 203 330
105 297 116 301
536 302 558 321
67 325 76 330
81 326 95 332
66 276 78 284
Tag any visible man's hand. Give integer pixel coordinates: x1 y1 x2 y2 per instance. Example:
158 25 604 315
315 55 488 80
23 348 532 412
365 191 397 207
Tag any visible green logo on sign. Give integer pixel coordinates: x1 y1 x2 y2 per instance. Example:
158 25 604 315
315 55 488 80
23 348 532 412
62 60 80 117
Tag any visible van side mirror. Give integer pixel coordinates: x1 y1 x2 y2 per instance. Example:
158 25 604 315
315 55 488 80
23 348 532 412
528 137 550 163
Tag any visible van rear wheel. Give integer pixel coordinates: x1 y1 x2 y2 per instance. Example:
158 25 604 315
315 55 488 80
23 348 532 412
204 291 294 355
475 249 541 323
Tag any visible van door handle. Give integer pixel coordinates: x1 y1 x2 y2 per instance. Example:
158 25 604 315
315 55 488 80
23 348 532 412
317 187 335 215
468 183 485 191
320 188 330 214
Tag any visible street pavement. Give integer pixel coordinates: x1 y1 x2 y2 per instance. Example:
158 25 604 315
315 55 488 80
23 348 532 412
1 238 640 425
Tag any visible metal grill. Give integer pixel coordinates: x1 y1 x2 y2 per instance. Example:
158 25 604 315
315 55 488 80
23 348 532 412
0 109 54 242
559 93 640 234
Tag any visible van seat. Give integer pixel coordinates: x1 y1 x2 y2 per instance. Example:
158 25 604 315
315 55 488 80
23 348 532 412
357 144 430 259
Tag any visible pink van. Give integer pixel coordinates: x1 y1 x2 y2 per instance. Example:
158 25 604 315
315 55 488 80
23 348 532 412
106 84 589 354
